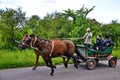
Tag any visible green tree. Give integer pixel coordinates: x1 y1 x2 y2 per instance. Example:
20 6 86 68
0 7 26 49
62 6 95 44
26 15 40 34
101 21 120 47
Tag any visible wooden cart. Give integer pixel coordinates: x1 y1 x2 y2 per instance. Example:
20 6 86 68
76 45 117 69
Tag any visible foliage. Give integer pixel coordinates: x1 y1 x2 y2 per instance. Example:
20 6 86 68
0 8 26 49
101 22 120 47
0 6 120 49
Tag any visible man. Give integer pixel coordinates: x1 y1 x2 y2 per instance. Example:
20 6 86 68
82 28 92 47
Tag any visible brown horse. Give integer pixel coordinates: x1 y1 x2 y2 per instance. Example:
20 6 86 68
19 34 78 75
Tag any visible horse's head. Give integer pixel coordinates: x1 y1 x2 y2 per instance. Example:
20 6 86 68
19 34 37 50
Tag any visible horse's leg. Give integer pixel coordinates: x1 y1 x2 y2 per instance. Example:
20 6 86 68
49 58 54 76
62 56 67 68
41 56 54 76
68 54 78 68
65 56 70 68
62 56 70 68
32 54 39 70
43 57 56 69
73 56 79 68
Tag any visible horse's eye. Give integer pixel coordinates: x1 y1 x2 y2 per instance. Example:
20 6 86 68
24 38 31 44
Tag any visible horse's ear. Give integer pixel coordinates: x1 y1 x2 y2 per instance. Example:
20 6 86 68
30 34 35 38
21 34 29 42
24 34 29 37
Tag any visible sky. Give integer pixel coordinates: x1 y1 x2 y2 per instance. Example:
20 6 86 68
0 0 120 24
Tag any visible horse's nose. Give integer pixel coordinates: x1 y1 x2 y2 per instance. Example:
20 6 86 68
18 44 24 50
18 44 27 50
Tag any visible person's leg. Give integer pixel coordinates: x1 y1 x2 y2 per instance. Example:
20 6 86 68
84 43 90 48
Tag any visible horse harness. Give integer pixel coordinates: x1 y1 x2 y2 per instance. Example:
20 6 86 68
31 36 54 57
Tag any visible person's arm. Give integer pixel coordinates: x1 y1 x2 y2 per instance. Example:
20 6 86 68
82 33 87 39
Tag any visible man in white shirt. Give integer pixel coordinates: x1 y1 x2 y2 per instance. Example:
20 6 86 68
82 28 92 47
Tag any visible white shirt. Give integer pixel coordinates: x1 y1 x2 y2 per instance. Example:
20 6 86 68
83 32 92 44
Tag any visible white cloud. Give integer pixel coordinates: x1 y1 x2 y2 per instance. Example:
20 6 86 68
88 10 120 24
14 0 84 18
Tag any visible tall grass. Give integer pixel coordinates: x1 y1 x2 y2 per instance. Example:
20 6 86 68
0 49 68 69
0 49 35 69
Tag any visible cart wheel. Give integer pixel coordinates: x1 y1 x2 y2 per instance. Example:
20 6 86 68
86 59 96 70
108 57 117 67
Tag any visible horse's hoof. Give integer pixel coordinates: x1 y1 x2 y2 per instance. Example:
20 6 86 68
65 65 68 68
32 67 36 70
65 66 68 68
50 73 54 76
74 64 78 69
32 68 35 70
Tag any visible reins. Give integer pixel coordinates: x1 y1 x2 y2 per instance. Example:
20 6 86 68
57 38 82 40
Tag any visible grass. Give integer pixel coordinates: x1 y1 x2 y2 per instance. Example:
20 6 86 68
0 47 120 70
0 49 44 69
0 49 71 69
112 47 120 59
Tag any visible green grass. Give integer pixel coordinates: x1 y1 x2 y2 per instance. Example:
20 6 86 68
0 49 34 69
0 49 70 69
0 47 120 70
112 47 120 59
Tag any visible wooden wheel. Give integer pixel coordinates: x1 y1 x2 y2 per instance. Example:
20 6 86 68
108 57 117 67
86 59 96 70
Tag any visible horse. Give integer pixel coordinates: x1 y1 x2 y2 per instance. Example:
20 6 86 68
19 34 78 75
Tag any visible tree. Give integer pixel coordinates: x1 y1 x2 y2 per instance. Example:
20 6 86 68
0 7 27 49
62 6 95 44
26 15 40 34
101 22 120 47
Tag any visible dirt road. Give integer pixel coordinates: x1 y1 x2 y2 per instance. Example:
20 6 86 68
0 60 120 80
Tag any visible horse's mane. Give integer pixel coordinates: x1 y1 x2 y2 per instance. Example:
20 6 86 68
37 36 51 42
30 34 49 41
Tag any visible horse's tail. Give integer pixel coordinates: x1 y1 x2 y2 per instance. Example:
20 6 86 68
74 44 86 62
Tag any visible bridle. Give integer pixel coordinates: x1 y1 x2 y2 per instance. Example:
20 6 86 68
21 36 37 48
21 35 54 56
